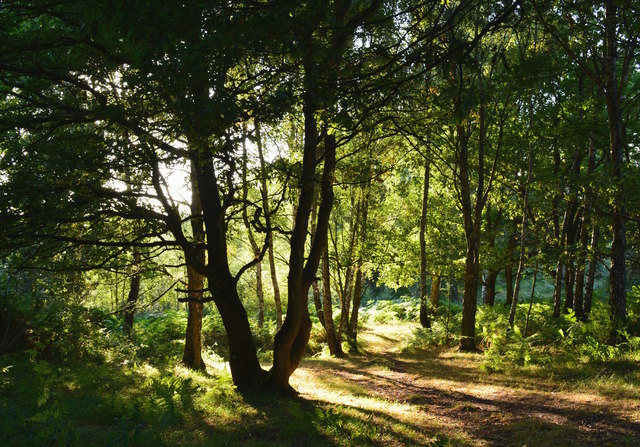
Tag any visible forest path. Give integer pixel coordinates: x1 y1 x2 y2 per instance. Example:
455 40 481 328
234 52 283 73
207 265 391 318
292 322 640 446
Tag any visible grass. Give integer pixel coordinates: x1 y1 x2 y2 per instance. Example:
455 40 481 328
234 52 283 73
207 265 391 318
2 293 640 446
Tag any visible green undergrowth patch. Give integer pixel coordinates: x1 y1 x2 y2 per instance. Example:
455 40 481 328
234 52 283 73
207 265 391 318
0 348 461 447
400 292 640 394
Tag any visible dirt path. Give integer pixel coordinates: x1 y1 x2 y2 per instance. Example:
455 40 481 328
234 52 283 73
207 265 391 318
292 323 640 446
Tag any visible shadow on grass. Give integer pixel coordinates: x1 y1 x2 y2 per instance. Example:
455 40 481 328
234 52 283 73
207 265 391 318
300 348 640 447
238 387 461 447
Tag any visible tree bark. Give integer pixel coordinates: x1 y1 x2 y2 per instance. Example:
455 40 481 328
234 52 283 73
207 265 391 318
191 148 264 384
575 134 597 320
347 185 369 351
505 223 517 307
183 265 205 371
508 137 533 329
419 156 431 328
459 124 481 352
322 246 342 356
553 220 566 318
524 265 538 337
242 131 264 328
256 121 282 329
123 248 141 336
430 273 441 310
268 131 336 391
312 279 326 329
337 193 360 341
182 158 207 371
347 263 363 351
584 225 599 317
605 0 627 337
484 270 499 306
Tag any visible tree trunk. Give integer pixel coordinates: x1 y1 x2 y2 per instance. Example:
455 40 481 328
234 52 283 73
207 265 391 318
242 131 264 328
505 223 517 306
605 0 627 338
524 265 538 337
123 248 141 336
563 256 575 311
419 156 431 328
322 246 342 356
484 270 499 306
183 265 205 370
212 281 265 384
189 145 265 384
509 137 533 329
584 225 599 317
347 186 369 351
256 121 282 330
347 262 363 351
575 134 597 320
430 273 441 310
183 158 207 371
553 209 569 318
458 123 482 352
312 280 326 329
337 193 360 341
268 131 336 391
449 276 458 302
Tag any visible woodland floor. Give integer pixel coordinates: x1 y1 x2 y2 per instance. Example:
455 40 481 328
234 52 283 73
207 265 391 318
291 323 640 447
3 320 640 446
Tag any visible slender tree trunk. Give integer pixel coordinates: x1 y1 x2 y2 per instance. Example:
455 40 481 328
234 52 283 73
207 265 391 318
322 246 342 356
242 131 264 328
255 263 265 328
183 158 207 371
347 186 369 351
310 190 326 328
509 135 533 329
505 223 517 306
459 123 482 352
123 248 141 336
347 263 363 351
190 145 264 383
563 259 575 312
563 209 579 313
256 121 283 329
312 280 326 328
524 265 538 337
584 225 599 317
338 193 360 340
575 137 596 320
559 148 582 314
419 156 431 328
553 211 569 318
605 0 627 338
449 277 458 302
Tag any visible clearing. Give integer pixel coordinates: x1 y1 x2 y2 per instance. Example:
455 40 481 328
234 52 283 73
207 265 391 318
291 322 640 446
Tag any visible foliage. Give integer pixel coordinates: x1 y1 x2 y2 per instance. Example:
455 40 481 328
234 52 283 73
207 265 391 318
360 297 419 324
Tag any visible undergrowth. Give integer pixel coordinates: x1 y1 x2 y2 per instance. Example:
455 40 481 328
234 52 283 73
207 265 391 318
399 287 640 381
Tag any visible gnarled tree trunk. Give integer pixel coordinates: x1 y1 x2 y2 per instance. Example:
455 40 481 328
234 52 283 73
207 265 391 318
268 133 336 391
